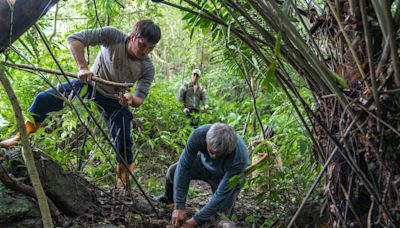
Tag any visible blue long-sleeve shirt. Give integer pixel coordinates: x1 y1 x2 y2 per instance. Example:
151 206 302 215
173 124 250 224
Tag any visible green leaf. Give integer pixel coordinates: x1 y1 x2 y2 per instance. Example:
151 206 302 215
262 33 282 93
17 39 35 58
227 173 243 190
252 56 260 71
182 12 194 20
330 71 349 89
245 214 256 223
79 84 88 97
134 214 143 221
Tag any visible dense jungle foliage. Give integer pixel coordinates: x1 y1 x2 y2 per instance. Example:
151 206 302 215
0 0 327 227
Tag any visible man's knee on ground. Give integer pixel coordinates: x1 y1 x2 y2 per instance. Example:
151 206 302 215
166 163 177 182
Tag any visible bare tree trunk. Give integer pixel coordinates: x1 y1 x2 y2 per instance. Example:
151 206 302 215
0 66 53 227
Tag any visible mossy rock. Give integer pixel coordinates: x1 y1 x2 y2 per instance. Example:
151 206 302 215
0 183 41 227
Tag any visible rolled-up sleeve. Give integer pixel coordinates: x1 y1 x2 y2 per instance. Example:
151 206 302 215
67 26 124 47
134 61 154 99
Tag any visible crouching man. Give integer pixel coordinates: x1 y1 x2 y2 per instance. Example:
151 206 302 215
156 123 249 227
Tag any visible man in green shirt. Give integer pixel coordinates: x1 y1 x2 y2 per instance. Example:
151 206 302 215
177 69 209 127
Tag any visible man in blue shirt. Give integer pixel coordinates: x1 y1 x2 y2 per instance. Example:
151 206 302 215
156 123 249 227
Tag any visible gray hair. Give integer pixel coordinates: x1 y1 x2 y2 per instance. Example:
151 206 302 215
206 123 237 155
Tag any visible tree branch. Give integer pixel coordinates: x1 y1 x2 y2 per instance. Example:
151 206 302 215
1 61 133 88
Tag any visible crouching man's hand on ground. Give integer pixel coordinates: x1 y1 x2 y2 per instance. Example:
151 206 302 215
182 218 198 228
171 209 187 227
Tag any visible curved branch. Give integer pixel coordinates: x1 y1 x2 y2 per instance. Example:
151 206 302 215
1 61 134 88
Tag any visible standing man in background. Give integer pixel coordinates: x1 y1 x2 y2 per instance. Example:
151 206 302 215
0 20 161 189
177 69 209 127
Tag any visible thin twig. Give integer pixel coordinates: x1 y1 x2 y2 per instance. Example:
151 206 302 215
286 147 337 228
385 1 400 86
359 0 382 131
326 0 370 91
356 103 400 137
340 184 364 226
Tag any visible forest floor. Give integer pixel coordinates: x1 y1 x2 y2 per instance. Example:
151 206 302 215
0 145 276 228
65 143 277 228
66 179 274 228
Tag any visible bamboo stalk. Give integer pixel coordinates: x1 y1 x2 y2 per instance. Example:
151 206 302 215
0 66 53 228
326 0 370 91
359 0 382 131
264 0 356 118
379 1 400 86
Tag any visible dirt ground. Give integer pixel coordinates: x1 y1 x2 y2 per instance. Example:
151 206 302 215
63 148 275 228
0 145 275 228
63 179 273 228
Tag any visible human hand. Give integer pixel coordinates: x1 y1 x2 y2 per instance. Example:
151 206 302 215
182 218 198 228
171 209 187 227
183 108 190 113
77 68 93 83
115 92 133 106
204 104 209 111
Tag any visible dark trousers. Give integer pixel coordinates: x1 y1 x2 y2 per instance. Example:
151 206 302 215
164 155 240 217
28 80 134 164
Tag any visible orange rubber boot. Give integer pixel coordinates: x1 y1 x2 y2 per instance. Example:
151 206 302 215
116 163 134 189
0 121 40 148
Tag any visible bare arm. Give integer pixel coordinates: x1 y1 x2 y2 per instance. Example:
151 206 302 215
130 95 144 107
69 40 88 70
68 40 93 83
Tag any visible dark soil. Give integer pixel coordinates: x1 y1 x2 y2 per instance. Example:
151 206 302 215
0 146 275 228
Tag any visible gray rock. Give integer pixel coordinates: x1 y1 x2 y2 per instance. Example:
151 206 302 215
4 148 99 216
0 183 41 227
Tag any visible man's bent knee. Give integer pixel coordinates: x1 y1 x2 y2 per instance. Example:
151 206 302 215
166 163 177 182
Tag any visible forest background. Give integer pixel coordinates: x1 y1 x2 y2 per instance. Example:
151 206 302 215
1 0 322 227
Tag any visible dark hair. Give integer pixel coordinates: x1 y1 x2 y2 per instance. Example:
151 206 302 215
132 20 161 44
